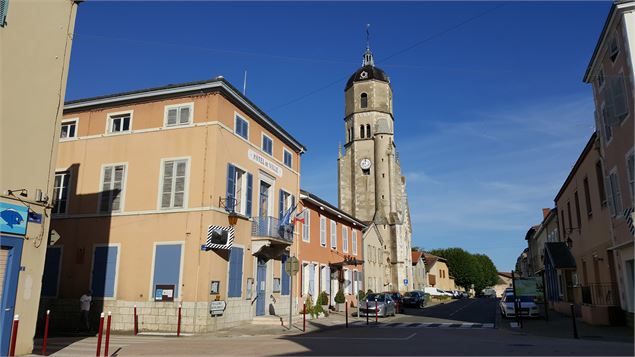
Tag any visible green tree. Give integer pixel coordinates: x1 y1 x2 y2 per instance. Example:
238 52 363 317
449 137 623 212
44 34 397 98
428 247 479 290
473 253 498 293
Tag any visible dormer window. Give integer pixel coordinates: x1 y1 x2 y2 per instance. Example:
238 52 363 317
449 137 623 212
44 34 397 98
361 93 368 108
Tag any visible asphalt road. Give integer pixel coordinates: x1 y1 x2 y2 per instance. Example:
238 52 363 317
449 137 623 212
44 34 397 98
392 297 499 324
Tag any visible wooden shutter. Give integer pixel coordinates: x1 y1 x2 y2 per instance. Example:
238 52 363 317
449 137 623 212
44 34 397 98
173 161 186 208
167 108 178 126
279 189 284 219
111 165 124 211
161 161 174 208
100 166 113 212
246 173 253 217
179 106 191 124
228 247 243 297
226 164 236 212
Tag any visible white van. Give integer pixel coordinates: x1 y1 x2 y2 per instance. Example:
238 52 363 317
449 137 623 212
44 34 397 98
424 287 448 296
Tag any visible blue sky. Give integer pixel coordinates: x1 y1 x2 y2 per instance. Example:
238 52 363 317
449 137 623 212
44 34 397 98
65 1 611 271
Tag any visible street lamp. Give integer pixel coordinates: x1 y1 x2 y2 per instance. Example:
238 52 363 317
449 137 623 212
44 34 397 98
228 211 239 226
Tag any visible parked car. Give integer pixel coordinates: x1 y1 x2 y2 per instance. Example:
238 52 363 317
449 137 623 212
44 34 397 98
441 290 454 297
383 291 405 313
481 288 497 298
423 287 452 297
499 293 539 318
403 291 428 308
359 293 396 317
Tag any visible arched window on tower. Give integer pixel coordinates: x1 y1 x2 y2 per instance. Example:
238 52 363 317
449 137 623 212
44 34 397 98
360 93 368 108
366 124 371 138
360 125 365 139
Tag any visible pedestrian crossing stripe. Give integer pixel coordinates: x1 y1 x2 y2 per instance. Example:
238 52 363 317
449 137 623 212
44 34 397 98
348 321 494 329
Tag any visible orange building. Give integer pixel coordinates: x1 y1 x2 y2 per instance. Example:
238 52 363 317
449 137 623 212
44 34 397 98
297 190 366 308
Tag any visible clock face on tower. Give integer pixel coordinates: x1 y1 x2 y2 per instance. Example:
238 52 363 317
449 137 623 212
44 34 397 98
360 158 372 170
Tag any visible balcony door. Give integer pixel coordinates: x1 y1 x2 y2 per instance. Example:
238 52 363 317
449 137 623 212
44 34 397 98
258 181 271 236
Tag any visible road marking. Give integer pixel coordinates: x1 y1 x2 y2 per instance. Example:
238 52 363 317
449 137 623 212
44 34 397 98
448 299 477 317
348 321 494 329
291 333 417 341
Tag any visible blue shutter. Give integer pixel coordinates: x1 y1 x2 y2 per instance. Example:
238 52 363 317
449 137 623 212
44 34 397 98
281 255 290 295
0 0 9 27
246 173 253 217
41 247 62 297
291 195 295 211
91 246 118 298
226 164 236 212
153 244 182 298
228 247 243 297
278 189 284 218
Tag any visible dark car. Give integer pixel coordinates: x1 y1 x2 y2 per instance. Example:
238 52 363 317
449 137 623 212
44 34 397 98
403 291 428 308
383 291 405 313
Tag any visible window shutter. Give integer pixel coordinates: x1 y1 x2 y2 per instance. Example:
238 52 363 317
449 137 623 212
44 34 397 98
611 173 623 215
308 264 315 296
111 165 124 211
101 166 113 212
228 247 243 297
0 0 9 27
281 255 290 295
226 164 236 212
179 106 191 124
246 173 253 217
606 175 615 216
612 76 628 121
173 161 186 208
279 189 284 219
325 266 331 294
167 108 178 126
162 161 174 208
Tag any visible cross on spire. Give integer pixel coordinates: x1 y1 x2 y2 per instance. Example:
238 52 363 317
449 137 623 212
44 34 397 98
363 24 374 66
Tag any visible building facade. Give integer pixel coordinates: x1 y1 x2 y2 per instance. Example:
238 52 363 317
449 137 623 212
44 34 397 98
555 133 620 325
0 0 78 355
43 78 305 333
583 0 634 324
337 47 413 292
296 190 365 307
411 251 427 290
362 223 386 293
423 253 455 291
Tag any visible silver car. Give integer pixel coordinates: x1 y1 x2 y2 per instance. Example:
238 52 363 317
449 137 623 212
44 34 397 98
359 293 396 317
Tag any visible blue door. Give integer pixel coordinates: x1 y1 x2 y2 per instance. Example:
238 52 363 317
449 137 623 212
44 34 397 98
256 260 266 316
0 236 23 356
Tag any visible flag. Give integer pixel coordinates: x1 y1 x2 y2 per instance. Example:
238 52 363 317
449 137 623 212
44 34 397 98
279 203 298 229
293 209 306 224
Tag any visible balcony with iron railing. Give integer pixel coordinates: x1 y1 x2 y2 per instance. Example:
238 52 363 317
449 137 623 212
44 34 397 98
251 216 294 243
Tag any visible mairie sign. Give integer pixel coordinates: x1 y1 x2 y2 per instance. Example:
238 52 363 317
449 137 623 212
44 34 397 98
248 149 282 177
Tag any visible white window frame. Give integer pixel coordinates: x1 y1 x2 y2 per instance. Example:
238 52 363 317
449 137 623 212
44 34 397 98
283 148 293 169
98 162 128 213
257 172 275 219
330 219 337 249
53 170 71 215
352 230 358 255
230 163 250 216
148 241 185 301
302 209 310 242
319 216 326 247
261 133 274 157
234 113 249 140
342 226 348 253
60 118 78 140
157 157 190 210
626 148 634 204
88 243 121 300
163 102 193 127
302 262 309 296
106 110 133 134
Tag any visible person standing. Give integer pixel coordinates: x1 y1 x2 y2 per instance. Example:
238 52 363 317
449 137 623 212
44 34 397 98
79 290 92 332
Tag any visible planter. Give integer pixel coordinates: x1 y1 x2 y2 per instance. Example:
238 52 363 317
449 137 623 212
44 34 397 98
336 303 346 312
321 305 329 312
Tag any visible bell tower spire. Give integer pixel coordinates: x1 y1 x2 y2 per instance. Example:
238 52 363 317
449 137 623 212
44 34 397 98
363 24 374 66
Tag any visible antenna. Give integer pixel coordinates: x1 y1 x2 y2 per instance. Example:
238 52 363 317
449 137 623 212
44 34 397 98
243 70 247 95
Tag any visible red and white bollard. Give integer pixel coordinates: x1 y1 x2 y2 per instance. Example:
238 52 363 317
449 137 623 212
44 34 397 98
104 312 112 357
42 310 50 356
345 302 349 328
8 315 19 357
96 312 104 357
177 304 182 337
303 303 306 332
133 305 138 336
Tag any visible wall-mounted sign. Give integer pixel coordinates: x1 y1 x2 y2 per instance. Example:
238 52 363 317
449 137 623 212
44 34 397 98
205 225 235 250
154 284 175 301
28 210 42 224
210 300 227 315
0 202 28 235
210 280 220 295
248 149 282 177
403 279 409 285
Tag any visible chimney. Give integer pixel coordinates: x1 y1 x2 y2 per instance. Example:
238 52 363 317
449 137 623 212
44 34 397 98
542 208 551 219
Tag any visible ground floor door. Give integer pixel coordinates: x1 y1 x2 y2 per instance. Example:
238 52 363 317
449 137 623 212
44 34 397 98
256 259 266 316
0 236 23 356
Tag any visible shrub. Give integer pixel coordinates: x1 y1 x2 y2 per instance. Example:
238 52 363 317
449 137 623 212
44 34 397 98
358 290 366 302
366 289 374 296
318 291 329 306
305 295 316 318
334 289 346 304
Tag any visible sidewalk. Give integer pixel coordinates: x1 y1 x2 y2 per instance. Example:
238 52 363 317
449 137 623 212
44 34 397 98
500 309 634 344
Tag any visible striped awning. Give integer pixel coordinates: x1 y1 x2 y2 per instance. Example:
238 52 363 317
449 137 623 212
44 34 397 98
205 225 234 250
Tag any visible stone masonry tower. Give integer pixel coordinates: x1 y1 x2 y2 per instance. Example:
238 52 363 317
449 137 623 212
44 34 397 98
338 46 413 292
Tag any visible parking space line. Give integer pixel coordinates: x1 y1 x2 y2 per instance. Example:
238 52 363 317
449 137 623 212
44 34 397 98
291 333 417 341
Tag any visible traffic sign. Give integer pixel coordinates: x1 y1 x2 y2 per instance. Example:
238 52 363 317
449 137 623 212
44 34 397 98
285 256 299 275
